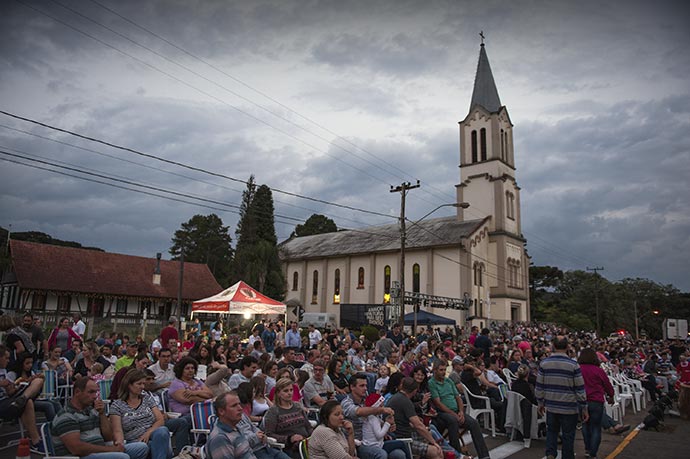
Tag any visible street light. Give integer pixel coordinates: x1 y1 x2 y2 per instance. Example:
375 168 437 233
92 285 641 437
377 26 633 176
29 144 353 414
400 202 470 333
633 300 659 340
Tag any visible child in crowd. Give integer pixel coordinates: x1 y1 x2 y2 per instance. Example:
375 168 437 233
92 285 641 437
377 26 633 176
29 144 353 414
375 365 390 394
89 362 106 397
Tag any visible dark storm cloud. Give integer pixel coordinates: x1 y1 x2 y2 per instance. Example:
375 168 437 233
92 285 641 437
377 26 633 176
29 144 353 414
518 94 690 288
1 0 689 290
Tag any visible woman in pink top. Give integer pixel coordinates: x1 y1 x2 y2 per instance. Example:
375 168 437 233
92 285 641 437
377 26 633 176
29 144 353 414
577 348 614 459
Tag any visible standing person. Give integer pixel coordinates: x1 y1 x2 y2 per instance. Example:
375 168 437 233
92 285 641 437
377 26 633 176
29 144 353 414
47 317 82 357
535 336 588 459
387 377 444 459
110 369 172 459
262 323 277 355
341 373 406 459
160 317 179 351
386 324 404 348
206 392 255 459
72 313 86 337
51 377 148 459
308 400 358 459
374 329 397 363
474 328 492 366
468 326 479 347
308 324 323 349
285 322 302 349
578 348 614 459
5 313 44 371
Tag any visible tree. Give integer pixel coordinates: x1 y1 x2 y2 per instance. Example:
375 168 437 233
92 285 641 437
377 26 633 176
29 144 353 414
170 214 233 285
292 214 338 237
231 182 285 300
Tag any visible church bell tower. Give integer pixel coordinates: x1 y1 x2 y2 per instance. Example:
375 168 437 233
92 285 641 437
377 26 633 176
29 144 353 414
456 39 530 322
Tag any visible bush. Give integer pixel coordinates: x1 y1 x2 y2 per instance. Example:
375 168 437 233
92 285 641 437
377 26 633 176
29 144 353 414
360 325 380 343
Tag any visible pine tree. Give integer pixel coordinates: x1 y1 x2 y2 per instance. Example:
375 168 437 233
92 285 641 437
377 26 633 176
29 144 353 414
230 180 285 300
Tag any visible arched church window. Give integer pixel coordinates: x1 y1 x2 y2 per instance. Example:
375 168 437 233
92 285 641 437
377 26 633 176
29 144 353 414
471 130 478 163
311 270 319 304
292 271 298 291
479 263 484 287
384 265 391 303
473 263 478 286
412 263 420 293
357 267 365 289
480 128 487 161
333 269 341 304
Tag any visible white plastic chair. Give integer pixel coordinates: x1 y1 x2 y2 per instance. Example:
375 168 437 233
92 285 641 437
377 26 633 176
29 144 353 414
505 391 545 448
616 373 645 410
461 383 496 437
609 377 633 417
503 368 517 386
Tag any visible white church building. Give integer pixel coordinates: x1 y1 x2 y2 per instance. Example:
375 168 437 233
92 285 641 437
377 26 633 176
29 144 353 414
279 43 530 329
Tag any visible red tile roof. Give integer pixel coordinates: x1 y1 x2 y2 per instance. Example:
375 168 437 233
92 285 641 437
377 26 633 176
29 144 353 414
10 240 222 300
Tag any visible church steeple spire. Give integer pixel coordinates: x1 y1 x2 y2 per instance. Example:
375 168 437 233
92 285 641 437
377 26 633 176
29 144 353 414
470 39 502 113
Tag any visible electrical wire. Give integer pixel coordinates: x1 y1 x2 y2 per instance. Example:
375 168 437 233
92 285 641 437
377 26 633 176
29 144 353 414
0 123 391 229
0 109 395 220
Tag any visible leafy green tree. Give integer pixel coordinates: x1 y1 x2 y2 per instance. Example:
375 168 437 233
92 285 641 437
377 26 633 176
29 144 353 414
292 214 338 237
170 214 233 285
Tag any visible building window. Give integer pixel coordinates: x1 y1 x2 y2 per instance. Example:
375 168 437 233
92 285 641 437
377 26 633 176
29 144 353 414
473 263 478 286
357 267 365 289
383 265 391 303
333 269 341 304
116 298 128 314
312 270 319 304
412 264 420 293
31 292 46 311
480 128 487 161
471 130 478 163
478 263 484 287
88 297 105 317
500 129 505 161
511 303 520 322
506 192 515 220
57 294 71 312
292 271 299 291
139 300 152 315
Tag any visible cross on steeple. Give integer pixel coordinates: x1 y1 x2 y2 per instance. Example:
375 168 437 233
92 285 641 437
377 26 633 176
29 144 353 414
479 31 485 45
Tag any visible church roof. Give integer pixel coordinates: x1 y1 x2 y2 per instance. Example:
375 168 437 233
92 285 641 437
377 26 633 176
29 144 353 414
9 240 221 299
279 216 487 260
470 44 502 113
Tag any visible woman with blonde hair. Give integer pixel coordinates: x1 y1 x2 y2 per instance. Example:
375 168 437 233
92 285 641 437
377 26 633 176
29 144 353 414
264 377 313 458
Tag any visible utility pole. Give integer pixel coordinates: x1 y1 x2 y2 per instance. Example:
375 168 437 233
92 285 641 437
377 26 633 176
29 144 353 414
391 180 420 328
587 266 604 336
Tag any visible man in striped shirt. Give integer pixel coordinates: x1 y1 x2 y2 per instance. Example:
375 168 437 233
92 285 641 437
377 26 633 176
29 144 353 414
535 336 588 459
207 392 255 459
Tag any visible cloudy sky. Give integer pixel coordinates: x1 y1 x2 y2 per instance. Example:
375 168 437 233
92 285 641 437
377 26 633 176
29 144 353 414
1 0 689 291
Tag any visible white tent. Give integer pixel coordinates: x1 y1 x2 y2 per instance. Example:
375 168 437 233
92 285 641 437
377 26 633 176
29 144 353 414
191 280 285 317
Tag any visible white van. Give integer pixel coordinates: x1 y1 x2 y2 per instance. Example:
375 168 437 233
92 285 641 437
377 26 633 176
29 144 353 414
299 312 337 330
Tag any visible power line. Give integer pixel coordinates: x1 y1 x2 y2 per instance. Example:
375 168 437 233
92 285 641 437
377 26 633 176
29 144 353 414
84 0 456 206
0 109 395 220
15 0 395 189
0 123 390 229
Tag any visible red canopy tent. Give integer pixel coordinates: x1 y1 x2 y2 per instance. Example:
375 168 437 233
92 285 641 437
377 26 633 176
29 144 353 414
191 280 285 317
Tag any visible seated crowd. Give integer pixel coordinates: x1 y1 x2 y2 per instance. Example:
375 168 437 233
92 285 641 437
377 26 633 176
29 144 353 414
1 311 690 459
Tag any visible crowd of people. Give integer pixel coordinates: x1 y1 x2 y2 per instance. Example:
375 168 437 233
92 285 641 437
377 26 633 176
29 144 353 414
1 310 689 459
